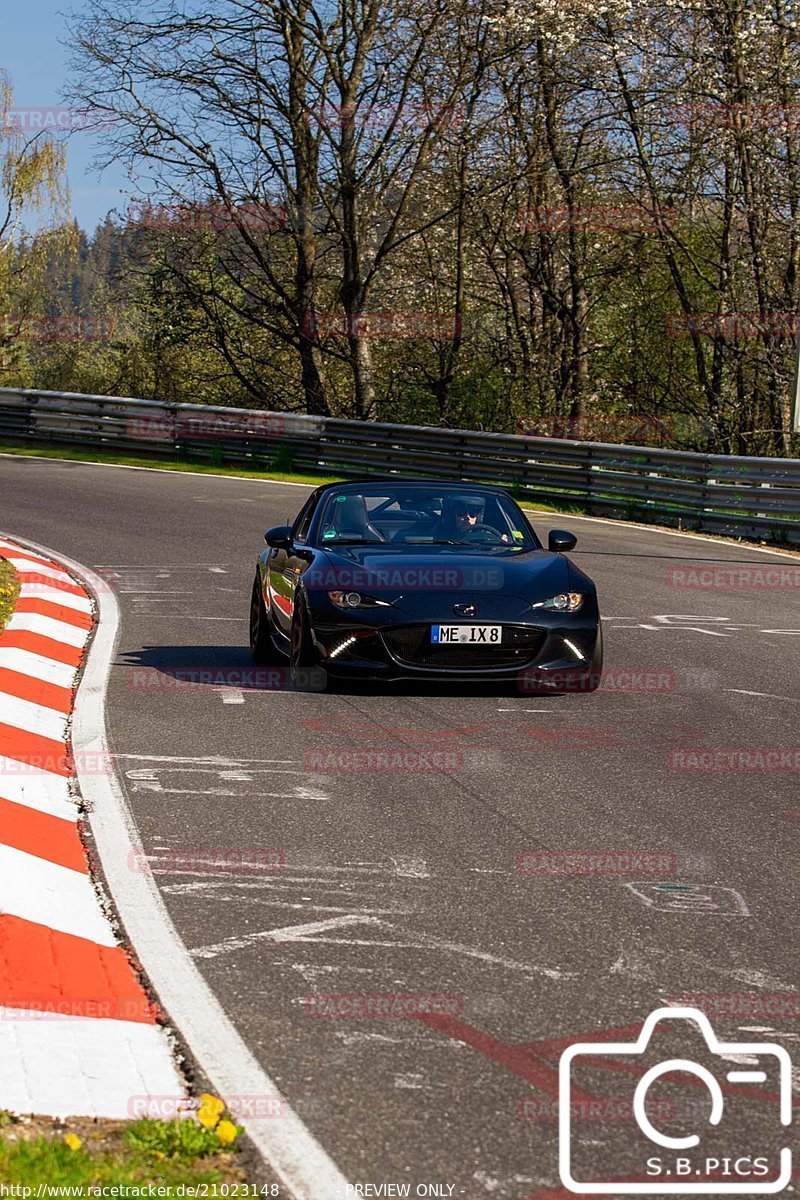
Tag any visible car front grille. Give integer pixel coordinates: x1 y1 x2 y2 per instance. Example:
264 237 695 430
381 625 545 670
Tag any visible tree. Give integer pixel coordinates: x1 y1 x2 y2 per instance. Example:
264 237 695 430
0 74 71 382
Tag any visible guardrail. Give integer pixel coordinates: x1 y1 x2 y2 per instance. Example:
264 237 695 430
1 387 798 546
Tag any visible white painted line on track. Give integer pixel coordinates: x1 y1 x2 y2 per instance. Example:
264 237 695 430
725 688 800 702
5 533 353 1200
123 615 244 623
0 844 117 945
0 452 316 489
115 753 297 765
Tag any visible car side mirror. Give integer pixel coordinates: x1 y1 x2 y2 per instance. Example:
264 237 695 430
264 524 292 549
548 529 577 552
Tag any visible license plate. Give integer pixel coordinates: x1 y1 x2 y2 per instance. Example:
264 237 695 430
431 624 502 645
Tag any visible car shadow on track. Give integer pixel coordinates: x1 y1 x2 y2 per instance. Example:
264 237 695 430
118 644 541 699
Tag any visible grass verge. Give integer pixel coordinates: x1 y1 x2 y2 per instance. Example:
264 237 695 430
0 559 20 632
0 1103 248 1190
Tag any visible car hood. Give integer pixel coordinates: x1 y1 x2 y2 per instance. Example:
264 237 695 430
310 544 571 601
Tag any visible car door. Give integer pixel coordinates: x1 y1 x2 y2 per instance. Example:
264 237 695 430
266 495 317 636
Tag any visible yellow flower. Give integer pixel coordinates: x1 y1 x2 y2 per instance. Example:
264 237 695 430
196 1094 225 1129
216 1120 238 1146
64 1133 82 1151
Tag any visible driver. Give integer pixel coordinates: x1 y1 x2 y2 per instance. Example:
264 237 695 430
432 494 492 541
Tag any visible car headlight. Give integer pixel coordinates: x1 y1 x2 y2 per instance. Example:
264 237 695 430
532 592 584 612
328 591 391 609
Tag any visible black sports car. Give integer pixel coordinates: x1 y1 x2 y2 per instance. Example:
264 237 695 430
249 480 602 690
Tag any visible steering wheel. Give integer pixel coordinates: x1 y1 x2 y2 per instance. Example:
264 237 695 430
460 523 503 544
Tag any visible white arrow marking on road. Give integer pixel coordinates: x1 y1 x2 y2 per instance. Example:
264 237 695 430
129 783 325 800
191 914 570 977
638 623 732 635
192 914 379 958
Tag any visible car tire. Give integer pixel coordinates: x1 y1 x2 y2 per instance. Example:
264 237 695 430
290 593 327 692
249 574 277 663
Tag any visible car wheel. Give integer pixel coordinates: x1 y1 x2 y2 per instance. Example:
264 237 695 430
290 593 327 691
249 574 276 663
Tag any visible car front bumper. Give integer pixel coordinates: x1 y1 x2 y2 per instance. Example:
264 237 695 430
310 618 601 683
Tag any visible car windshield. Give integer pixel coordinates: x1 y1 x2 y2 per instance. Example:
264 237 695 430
316 486 538 549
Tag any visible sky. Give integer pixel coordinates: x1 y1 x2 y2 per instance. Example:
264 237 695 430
4 0 131 233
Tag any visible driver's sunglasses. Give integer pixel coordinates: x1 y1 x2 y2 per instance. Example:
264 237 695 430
458 506 483 518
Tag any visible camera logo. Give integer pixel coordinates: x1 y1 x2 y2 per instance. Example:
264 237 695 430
559 1006 792 1193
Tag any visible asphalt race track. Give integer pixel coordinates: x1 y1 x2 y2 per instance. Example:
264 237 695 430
2 453 799 1198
